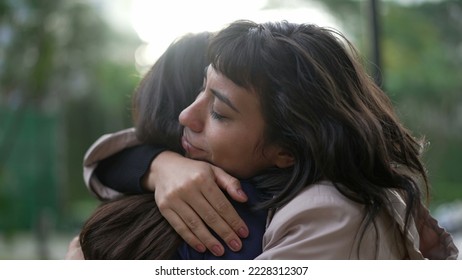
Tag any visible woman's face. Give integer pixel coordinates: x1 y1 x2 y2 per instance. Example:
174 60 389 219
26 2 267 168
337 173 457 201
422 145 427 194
179 66 282 178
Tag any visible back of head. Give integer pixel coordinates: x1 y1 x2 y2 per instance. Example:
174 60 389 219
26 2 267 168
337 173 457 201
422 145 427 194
79 194 181 259
209 20 427 224
81 33 210 259
133 32 211 152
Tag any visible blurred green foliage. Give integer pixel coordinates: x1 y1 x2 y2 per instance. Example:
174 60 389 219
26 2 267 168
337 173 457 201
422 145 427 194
0 0 461 248
0 0 140 235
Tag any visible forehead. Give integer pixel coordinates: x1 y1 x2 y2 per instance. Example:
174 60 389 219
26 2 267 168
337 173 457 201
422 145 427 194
207 66 255 95
206 65 223 82
207 65 263 114
206 66 251 93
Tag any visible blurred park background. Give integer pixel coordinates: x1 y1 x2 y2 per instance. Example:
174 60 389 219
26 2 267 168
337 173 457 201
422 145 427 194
0 0 461 259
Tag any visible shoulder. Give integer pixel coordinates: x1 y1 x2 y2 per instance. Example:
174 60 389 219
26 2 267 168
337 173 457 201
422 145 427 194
270 181 363 223
257 181 366 259
84 127 139 166
257 181 412 259
83 128 139 200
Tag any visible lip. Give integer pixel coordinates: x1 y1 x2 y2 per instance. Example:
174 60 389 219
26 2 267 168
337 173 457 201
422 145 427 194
181 134 203 156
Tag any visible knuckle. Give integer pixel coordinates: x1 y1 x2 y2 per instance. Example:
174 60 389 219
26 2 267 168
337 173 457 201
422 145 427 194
155 198 169 212
227 177 240 187
176 227 193 240
219 228 235 242
215 199 231 214
227 218 243 230
189 171 209 186
200 236 218 248
185 217 201 230
202 211 219 225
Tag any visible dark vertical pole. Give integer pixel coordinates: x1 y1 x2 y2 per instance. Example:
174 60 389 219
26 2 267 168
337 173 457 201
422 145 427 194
370 0 383 87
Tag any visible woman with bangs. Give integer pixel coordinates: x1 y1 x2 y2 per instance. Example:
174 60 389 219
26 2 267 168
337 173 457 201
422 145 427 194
74 20 458 259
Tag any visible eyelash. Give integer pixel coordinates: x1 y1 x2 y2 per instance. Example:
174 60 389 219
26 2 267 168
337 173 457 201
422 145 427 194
200 84 226 121
210 110 226 121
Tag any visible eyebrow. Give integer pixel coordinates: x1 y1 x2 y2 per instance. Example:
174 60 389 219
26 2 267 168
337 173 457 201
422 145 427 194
210 88 240 113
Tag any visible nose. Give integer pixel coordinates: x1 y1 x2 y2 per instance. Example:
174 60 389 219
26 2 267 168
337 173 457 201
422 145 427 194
179 93 206 133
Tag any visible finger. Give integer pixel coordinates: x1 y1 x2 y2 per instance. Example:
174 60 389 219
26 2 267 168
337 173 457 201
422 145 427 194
188 192 245 252
160 207 207 253
203 170 250 239
160 199 225 256
212 166 248 202
65 236 84 260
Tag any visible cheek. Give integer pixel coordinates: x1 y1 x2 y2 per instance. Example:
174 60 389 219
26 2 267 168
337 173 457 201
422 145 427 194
208 130 245 162
208 128 265 176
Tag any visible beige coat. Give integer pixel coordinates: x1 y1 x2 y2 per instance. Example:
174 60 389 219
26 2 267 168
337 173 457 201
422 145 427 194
83 128 459 260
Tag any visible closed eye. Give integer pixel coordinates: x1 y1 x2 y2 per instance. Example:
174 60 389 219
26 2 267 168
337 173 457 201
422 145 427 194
210 110 226 121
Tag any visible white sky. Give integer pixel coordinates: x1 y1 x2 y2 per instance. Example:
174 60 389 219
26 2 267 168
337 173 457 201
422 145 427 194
102 0 341 72
102 0 445 72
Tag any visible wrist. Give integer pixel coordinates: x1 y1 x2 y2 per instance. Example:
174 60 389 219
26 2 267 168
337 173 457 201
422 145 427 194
142 150 180 192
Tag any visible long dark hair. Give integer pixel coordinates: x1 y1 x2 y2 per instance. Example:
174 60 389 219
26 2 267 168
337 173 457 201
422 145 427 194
80 32 211 259
209 20 428 252
80 194 181 259
133 31 211 152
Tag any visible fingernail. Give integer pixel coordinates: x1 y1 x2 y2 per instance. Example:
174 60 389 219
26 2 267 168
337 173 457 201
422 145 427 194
195 244 206 253
238 227 249 238
212 245 223 256
229 239 241 251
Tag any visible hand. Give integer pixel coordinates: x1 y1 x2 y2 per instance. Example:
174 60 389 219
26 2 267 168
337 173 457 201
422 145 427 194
64 236 84 260
142 151 249 256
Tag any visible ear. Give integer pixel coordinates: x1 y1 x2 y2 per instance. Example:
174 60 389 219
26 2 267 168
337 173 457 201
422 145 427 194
273 148 295 168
